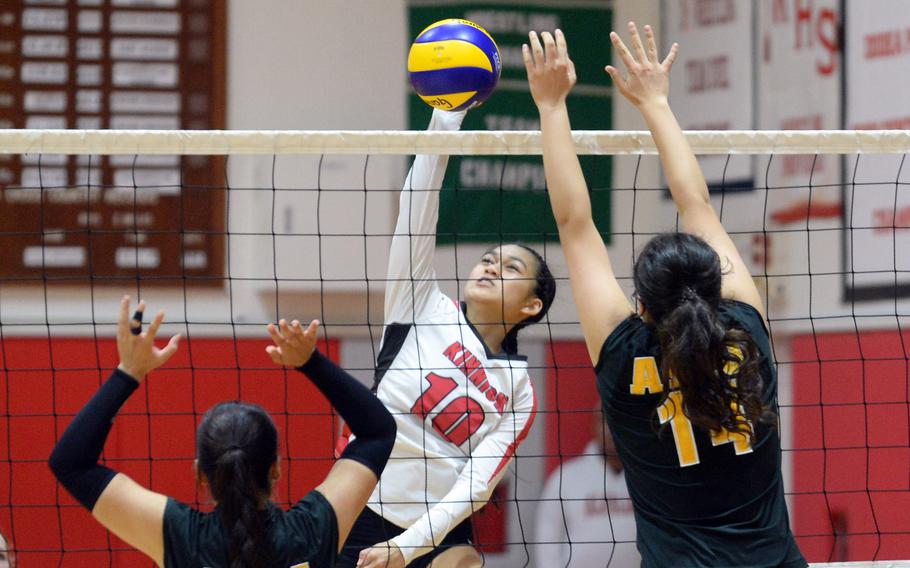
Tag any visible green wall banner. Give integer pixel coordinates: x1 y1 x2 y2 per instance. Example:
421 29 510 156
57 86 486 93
407 0 613 244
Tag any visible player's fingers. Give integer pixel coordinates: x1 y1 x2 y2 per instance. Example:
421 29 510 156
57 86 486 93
278 318 292 338
118 295 130 335
644 24 659 63
541 31 556 63
265 345 283 365
604 65 629 93
266 322 284 345
355 547 370 567
158 334 181 362
568 59 577 84
555 28 569 61
610 31 637 72
285 320 306 347
359 550 381 568
662 42 679 70
129 308 144 336
528 31 544 64
303 319 320 338
146 309 165 340
521 43 535 75
628 21 647 64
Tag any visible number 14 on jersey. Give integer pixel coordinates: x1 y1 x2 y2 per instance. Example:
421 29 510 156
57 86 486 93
631 355 753 467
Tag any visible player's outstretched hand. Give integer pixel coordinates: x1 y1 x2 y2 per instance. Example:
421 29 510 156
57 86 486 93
605 22 679 109
116 295 180 382
523 29 576 111
266 318 319 368
357 541 404 568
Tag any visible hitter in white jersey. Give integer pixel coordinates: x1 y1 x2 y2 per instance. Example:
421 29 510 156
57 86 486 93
339 109 556 568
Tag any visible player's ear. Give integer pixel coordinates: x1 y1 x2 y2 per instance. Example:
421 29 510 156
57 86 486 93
193 459 207 489
521 296 543 319
270 457 281 485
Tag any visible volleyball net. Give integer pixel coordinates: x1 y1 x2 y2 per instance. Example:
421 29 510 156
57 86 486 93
0 128 909 567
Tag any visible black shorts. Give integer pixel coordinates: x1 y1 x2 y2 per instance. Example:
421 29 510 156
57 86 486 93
336 506 473 568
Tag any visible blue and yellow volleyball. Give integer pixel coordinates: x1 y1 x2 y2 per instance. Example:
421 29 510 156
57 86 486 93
408 19 501 111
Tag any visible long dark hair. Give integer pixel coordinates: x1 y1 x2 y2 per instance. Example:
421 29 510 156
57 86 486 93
500 243 556 354
197 401 278 568
633 233 765 438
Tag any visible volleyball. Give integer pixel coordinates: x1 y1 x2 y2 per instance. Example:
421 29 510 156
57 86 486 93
408 19 501 111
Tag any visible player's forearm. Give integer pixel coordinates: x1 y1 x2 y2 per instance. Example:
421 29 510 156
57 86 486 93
390 483 486 565
385 111 463 322
392 109 464 246
392 407 530 563
297 351 396 478
395 157 447 239
638 99 710 212
49 368 138 510
539 103 593 228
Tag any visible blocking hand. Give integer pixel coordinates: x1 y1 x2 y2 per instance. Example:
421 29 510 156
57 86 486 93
605 22 679 109
523 29 576 111
116 295 180 382
266 318 320 368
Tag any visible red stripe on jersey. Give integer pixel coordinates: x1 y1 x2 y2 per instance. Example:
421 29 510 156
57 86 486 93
488 385 537 482
334 423 352 459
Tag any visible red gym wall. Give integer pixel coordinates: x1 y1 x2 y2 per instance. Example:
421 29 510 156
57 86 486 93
0 337 340 567
4 335 910 564
791 330 910 562
545 342 600 477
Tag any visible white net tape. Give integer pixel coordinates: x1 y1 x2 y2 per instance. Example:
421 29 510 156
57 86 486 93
1 128 909 155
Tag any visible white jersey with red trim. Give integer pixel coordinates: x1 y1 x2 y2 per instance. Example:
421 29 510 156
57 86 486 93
359 109 537 565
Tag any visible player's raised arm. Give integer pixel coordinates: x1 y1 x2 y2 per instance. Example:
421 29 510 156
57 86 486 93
385 109 466 325
525 29 633 364
607 22 764 317
266 319 396 550
49 296 179 566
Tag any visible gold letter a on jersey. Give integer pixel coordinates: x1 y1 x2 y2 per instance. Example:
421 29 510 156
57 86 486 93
630 356 663 395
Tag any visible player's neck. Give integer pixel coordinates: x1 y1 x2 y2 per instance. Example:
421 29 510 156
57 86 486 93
464 304 508 353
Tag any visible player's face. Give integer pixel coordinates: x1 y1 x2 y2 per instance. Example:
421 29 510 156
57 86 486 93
464 245 541 324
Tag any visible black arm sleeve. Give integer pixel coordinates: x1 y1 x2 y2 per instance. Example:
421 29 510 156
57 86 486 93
48 368 139 510
297 351 396 478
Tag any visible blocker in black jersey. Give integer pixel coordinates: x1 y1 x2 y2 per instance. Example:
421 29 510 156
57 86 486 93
528 21 807 568
163 491 337 568
596 301 805 568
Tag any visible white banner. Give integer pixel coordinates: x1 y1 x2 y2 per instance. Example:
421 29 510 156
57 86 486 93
845 0 910 296
756 0 842 312
664 0 754 188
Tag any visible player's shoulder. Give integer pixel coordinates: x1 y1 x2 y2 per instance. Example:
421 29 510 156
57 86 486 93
163 497 211 533
282 491 339 565
719 299 765 328
420 291 461 321
595 314 652 374
163 498 224 565
718 299 769 344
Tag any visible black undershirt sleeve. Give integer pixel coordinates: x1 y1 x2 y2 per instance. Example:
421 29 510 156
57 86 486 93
297 351 396 478
48 368 139 510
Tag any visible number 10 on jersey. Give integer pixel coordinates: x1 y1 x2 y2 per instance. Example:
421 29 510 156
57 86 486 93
411 373 486 446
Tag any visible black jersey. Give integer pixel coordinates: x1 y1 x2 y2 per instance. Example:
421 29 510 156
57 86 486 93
162 490 338 568
596 300 806 568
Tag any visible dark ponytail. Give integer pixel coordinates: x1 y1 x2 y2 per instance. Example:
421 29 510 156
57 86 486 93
197 402 278 568
500 243 557 355
634 233 767 438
